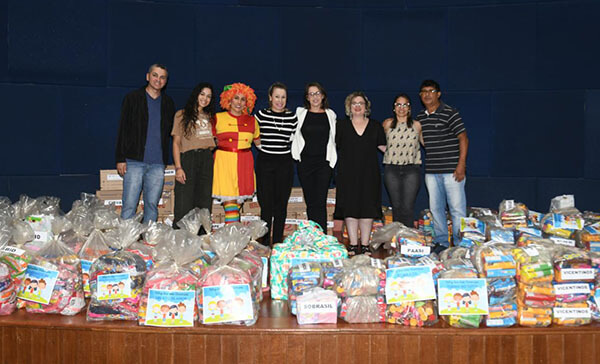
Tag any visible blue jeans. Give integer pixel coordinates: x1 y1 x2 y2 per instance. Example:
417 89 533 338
122 159 165 223
424 173 466 246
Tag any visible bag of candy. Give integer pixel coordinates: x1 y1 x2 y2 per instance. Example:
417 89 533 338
138 229 204 327
19 227 84 315
339 295 386 323
0 232 17 315
87 219 147 321
78 229 112 297
197 223 258 326
498 200 528 229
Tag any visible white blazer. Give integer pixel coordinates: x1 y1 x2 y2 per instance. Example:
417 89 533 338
291 107 337 168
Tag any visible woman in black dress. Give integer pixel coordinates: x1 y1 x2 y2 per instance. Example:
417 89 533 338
334 91 386 255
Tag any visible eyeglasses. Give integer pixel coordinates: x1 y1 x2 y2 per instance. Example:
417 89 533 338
308 91 322 97
419 89 438 94
351 102 365 107
394 102 410 108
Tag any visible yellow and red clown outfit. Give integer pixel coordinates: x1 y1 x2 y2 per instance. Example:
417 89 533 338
212 83 260 204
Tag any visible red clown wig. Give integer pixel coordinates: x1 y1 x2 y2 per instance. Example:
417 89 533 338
219 83 257 115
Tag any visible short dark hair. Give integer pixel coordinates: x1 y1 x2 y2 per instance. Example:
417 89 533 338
420 79 441 93
303 82 329 110
148 63 168 76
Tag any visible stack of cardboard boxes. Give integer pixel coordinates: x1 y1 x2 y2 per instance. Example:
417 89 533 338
96 166 176 224
238 187 336 238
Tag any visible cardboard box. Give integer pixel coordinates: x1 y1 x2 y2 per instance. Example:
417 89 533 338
100 165 176 191
289 187 304 203
96 190 174 215
283 212 298 237
242 200 261 215
287 202 307 213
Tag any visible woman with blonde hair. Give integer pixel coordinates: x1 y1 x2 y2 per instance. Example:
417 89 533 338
334 91 386 255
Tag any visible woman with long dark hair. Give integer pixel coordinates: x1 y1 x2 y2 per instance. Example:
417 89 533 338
171 82 216 225
255 82 298 245
291 82 337 233
382 93 422 227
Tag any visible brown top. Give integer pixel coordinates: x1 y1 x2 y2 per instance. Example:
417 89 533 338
171 109 216 153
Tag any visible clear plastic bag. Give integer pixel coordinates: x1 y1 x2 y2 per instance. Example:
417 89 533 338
78 229 112 297
541 213 584 239
472 243 516 278
0 235 17 315
176 207 203 234
438 267 482 328
334 256 385 298
498 200 528 228
197 223 258 326
340 295 386 323
138 230 206 326
87 219 148 321
19 237 84 316
552 246 594 283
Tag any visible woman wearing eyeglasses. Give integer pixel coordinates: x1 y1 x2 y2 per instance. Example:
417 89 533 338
334 91 386 255
291 82 337 233
382 93 422 228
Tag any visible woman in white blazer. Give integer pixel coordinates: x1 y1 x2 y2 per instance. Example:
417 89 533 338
291 82 337 232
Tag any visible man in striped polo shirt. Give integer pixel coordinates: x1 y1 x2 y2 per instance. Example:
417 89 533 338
414 80 469 253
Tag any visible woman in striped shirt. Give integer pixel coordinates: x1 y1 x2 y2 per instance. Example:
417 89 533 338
255 82 298 245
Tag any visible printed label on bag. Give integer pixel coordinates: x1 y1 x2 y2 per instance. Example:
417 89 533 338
559 268 595 281
298 300 337 314
386 266 436 303
332 259 344 268
202 284 253 324
553 283 591 295
17 264 59 304
523 247 539 257
97 273 132 300
553 307 591 319
0 245 25 256
401 245 431 257
550 237 576 247
81 259 92 293
371 258 383 269
504 200 515 210
261 257 268 288
145 289 195 327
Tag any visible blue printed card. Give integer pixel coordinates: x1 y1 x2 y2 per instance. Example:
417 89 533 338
17 264 59 304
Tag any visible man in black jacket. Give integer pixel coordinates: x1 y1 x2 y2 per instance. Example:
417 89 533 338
115 64 175 223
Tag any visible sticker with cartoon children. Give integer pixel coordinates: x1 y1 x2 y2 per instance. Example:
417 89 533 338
17 264 59 304
80 259 92 294
385 266 436 304
144 289 195 327
202 284 253 324
437 278 489 315
97 273 132 300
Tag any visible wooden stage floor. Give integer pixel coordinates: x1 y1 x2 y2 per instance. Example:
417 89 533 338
1 294 599 364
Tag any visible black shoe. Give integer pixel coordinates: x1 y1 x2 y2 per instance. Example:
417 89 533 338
361 245 372 256
348 244 360 256
432 243 448 255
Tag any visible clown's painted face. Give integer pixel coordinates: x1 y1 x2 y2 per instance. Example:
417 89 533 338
230 93 247 116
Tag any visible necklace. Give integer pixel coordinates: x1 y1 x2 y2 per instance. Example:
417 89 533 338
270 109 285 131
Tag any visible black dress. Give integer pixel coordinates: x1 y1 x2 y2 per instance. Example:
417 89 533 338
334 118 386 219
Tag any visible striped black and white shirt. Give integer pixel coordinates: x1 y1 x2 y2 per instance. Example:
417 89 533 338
255 108 298 155
414 102 466 174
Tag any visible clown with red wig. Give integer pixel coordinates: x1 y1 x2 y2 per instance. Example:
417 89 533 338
212 83 260 224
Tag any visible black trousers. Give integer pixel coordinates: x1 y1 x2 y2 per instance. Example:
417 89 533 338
256 151 294 245
297 156 332 232
383 164 421 227
173 149 213 226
